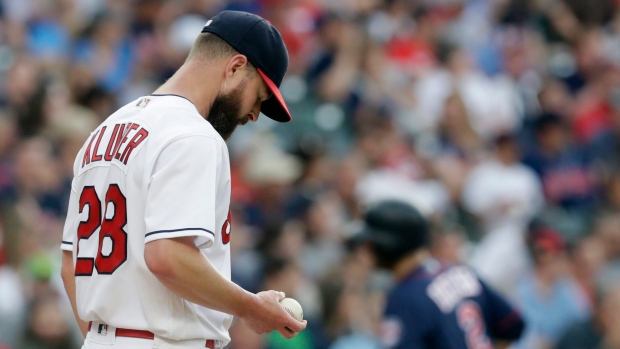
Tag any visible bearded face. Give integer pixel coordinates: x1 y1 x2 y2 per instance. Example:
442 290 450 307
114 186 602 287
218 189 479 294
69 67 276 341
207 82 250 141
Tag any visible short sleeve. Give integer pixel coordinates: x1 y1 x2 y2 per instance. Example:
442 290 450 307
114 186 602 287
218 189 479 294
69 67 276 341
144 136 222 248
480 279 525 341
60 183 78 251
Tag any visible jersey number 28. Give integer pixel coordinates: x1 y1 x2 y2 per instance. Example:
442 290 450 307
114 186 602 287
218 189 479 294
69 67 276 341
75 184 127 276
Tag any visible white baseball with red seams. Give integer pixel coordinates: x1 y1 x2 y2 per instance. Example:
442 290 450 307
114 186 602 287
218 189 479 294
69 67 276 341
279 298 303 322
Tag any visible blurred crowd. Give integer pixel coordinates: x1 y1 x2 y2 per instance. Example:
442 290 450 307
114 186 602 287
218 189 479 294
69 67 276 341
0 0 619 348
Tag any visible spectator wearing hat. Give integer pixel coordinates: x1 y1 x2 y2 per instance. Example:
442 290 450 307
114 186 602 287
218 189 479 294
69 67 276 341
515 222 591 349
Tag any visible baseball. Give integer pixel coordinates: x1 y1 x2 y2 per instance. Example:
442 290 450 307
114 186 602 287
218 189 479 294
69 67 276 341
280 297 303 321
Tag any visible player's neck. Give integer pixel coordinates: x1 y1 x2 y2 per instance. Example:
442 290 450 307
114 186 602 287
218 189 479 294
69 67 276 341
153 61 223 119
392 250 430 281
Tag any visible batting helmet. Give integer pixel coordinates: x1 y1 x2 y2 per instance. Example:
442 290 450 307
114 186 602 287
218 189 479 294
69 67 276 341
356 200 429 268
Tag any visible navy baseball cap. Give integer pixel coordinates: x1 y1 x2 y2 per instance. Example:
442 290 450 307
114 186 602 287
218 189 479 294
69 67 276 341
201 11 291 122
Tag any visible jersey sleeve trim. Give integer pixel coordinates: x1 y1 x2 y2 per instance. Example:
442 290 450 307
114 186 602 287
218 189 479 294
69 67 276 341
492 309 526 341
144 228 215 249
495 309 522 331
145 228 215 238
60 240 73 251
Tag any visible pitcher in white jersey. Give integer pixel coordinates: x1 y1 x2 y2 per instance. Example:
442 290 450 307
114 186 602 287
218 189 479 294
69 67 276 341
60 10 306 349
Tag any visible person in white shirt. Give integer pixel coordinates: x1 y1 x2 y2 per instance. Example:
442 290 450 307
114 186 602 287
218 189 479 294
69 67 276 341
462 133 543 232
463 133 543 297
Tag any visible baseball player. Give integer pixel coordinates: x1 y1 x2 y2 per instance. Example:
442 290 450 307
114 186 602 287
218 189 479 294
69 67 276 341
59 11 306 349
355 200 525 349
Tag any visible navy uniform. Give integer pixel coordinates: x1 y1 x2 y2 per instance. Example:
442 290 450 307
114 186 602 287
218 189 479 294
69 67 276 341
382 261 524 348
355 201 525 349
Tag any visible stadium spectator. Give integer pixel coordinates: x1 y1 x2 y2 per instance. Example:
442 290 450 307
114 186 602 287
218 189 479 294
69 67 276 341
516 223 591 349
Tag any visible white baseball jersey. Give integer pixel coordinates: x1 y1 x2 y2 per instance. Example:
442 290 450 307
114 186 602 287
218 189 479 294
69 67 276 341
60 94 234 345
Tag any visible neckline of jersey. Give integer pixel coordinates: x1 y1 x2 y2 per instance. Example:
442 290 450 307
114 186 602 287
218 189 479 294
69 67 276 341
149 93 194 105
148 94 202 116
404 258 442 283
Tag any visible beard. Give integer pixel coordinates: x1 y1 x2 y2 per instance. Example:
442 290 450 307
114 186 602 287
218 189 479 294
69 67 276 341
207 83 249 141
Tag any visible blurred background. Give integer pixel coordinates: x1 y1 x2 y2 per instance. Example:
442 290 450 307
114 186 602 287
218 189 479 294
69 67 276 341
0 0 619 348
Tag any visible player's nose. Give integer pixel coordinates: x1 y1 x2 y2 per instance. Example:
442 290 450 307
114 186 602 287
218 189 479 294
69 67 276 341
247 113 258 122
247 102 261 122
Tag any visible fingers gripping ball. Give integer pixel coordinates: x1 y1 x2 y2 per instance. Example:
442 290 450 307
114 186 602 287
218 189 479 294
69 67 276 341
280 298 303 321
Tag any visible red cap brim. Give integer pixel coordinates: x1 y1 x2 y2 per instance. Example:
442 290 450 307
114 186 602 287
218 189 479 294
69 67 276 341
257 68 292 122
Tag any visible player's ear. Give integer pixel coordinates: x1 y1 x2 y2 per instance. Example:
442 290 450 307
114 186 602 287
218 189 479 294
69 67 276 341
224 54 249 82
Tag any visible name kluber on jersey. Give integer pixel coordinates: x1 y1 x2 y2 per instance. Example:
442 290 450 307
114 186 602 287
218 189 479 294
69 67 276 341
80 122 149 174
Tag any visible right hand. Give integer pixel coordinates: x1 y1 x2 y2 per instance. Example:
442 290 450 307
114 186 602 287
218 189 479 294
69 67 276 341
240 290 307 339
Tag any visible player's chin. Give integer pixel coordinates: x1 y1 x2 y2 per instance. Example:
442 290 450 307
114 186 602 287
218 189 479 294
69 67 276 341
237 115 250 126
222 127 238 141
221 116 248 140
214 121 240 141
